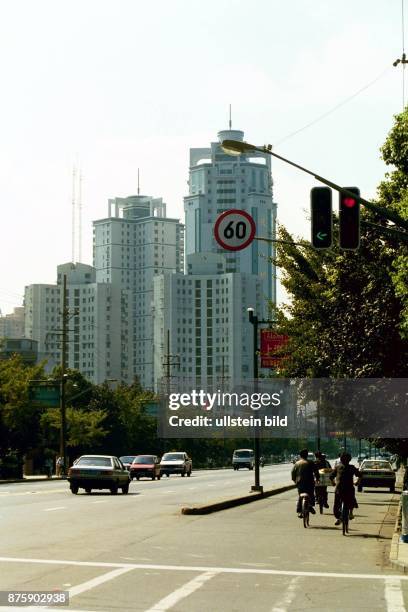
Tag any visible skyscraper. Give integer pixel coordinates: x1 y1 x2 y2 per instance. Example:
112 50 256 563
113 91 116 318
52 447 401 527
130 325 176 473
93 194 184 389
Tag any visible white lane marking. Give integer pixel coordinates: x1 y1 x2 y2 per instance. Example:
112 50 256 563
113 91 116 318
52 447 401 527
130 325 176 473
271 576 301 612
144 571 218 612
385 578 406 612
0 488 67 497
69 566 134 598
92 500 108 504
0 556 408 581
207 484 216 487
44 506 66 512
164 490 176 493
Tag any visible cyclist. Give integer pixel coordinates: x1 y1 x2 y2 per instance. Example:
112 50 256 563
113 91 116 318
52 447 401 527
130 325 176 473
314 451 331 509
330 452 360 525
291 449 320 518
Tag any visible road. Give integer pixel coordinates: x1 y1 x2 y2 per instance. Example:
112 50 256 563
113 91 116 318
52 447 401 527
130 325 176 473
0 464 405 611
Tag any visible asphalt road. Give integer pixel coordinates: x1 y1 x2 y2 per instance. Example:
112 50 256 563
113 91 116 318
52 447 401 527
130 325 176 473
0 465 405 612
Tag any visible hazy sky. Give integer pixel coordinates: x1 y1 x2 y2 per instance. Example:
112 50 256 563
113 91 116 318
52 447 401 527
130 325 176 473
0 0 405 314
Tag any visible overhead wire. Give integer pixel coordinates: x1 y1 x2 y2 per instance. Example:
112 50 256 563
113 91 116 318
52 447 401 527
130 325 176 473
275 65 393 147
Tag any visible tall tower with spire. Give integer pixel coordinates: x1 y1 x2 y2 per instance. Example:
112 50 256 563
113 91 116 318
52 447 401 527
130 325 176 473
184 126 277 307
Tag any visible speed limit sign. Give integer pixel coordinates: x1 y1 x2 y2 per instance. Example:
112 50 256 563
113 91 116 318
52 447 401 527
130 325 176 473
214 209 256 251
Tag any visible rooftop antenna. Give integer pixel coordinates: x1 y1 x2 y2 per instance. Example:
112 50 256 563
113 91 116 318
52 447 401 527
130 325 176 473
393 0 408 109
78 167 83 263
137 167 140 195
229 104 232 129
71 165 77 263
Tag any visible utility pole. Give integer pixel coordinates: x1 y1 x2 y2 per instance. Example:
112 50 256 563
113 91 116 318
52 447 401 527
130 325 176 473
162 329 179 452
59 274 68 473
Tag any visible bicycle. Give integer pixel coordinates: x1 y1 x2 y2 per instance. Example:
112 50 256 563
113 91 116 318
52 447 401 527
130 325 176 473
299 492 310 528
315 485 327 514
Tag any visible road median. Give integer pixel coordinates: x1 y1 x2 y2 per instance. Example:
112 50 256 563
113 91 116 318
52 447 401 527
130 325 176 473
181 483 296 514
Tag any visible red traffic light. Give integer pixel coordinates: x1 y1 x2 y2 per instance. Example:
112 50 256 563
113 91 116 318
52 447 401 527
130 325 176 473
343 197 357 208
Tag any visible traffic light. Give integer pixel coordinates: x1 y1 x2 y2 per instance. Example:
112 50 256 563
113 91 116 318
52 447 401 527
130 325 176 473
311 186 332 249
339 187 360 250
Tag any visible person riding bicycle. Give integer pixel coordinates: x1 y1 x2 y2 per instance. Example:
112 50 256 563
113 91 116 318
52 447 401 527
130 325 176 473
291 449 320 518
314 451 331 509
330 452 360 525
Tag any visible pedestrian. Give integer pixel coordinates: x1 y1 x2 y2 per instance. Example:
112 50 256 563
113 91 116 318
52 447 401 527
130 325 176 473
44 457 53 479
56 456 65 478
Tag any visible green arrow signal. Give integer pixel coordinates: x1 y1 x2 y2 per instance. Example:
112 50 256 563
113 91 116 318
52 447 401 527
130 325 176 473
316 231 327 241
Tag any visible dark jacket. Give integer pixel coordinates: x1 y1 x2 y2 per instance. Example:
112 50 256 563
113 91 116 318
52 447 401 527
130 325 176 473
291 459 319 488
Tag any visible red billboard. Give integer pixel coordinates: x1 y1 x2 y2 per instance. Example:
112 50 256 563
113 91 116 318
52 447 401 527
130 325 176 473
260 331 289 368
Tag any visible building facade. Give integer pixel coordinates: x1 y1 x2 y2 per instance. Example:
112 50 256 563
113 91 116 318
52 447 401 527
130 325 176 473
24 263 121 383
93 195 184 389
0 307 25 339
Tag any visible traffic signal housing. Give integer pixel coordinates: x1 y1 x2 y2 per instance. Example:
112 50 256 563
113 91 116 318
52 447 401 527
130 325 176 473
311 186 332 249
339 187 360 250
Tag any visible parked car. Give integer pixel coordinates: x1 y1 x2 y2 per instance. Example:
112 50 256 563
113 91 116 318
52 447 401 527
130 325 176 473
68 455 131 495
160 452 192 477
119 455 138 471
357 459 396 493
232 449 254 470
130 455 161 480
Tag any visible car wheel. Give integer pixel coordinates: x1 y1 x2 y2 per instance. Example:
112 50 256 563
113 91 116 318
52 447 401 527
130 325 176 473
357 484 363 492
110 485 118 495
151 474 156 480
122 483 129 494
390 484 395 493
136 475 140 480
70 485 79 495
166 474 170 477
85 488 92 494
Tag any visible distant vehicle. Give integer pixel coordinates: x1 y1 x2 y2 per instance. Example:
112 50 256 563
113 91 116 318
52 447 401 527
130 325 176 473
119 455 138 470
130 455 161 480
357 459 396 493
68 455 131 495
160 452 192 477
232 449 254 470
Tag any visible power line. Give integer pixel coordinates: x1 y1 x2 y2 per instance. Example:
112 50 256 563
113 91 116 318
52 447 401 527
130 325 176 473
275 65 392 147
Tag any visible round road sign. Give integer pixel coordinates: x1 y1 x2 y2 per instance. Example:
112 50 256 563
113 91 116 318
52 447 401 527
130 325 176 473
214 209 256 251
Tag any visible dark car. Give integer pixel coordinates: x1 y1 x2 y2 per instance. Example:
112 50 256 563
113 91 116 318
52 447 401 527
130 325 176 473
130 455 161 480
119 455 137 471
68 455 131 495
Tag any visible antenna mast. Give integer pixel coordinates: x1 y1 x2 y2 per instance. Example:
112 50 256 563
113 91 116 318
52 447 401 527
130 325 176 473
71 165 77 263
229 104 232 129
78 168 83 263
137 168 140 195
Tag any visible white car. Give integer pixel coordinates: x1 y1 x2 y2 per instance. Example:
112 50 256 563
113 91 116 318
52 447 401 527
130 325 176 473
68 455 131 495
160 452 192 477
232 449 254 470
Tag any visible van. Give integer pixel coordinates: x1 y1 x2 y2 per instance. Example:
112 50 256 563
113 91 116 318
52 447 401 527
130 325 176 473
232 449 254 470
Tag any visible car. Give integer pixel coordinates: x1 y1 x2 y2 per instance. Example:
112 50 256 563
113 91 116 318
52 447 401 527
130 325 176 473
119 455 138 471
67 455 131 495
130 455 161 480
160 452 192 477
357 459 396 493
232 449 254 470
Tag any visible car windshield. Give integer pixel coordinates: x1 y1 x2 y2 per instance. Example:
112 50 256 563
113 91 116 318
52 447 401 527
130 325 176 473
234 450 253 458
119 456 136 463
76 457 112 467
362 461 392 470
133 455 155 464
162 453 184 461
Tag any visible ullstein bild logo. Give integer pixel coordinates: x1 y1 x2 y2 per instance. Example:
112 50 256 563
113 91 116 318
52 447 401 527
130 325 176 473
167 390 283 411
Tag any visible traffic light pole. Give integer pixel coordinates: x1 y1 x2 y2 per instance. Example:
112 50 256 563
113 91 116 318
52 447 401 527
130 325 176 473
221 139 408 232
59 274 68 475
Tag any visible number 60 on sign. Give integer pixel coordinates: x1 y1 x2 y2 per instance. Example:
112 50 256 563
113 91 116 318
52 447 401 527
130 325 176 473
214 209 256 251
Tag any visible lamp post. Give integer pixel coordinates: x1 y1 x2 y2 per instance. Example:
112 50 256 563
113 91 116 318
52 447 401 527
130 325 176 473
247 308 276 493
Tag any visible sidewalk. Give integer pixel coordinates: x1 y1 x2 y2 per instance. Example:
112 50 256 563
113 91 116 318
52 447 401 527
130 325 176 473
0 475 66 484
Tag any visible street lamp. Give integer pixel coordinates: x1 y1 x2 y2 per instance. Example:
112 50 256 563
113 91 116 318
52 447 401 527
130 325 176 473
247 307 262 493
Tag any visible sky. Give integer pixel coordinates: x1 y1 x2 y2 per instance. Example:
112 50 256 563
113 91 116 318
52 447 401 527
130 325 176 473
0 0 405 314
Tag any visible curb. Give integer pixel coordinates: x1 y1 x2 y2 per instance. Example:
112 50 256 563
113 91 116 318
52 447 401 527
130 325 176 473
0 477 66 485
389 497 407 573
181 484 296 515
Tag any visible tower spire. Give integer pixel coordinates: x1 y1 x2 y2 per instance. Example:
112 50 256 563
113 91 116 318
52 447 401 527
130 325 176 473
229 104 232 129
137 168 140 195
